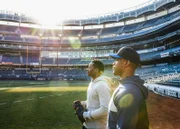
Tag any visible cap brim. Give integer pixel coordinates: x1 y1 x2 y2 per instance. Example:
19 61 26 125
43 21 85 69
109 54 122 59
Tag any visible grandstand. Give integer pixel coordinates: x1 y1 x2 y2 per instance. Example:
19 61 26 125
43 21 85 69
0 0 180 93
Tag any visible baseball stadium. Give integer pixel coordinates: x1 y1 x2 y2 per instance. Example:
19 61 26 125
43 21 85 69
0 0 180 128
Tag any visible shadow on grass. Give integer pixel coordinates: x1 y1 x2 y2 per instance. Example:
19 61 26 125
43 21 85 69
0 90 87 129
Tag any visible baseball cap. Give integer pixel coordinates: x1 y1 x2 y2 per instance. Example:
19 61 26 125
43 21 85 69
109 46 141 64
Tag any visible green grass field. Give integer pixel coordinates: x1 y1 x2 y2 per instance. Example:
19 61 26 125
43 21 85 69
0 80 89 129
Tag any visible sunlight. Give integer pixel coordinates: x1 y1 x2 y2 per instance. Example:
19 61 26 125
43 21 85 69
69 37 82 49
4 86 87 92
119 94 134 108
0 0 151 27
35 14 63 27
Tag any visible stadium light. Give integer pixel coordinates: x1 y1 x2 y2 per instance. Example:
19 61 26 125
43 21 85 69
38 33 42 38
58 34 63 38
78 33 82 37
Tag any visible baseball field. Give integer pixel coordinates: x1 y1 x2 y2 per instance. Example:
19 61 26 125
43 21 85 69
0 80 180 129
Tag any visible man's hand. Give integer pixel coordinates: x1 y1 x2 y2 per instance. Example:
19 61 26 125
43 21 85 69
72 100 86 123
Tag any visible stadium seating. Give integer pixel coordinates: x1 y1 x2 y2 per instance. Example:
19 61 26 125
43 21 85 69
63 30 82 37
81 28 101 37
42 57 54 64
67 58 81 64
1 54 21 64
22 53 40 64
100 26 120 35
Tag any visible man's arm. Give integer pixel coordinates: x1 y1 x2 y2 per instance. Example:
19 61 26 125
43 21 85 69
83 81 111 119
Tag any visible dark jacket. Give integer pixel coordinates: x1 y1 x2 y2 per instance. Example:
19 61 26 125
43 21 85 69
107 76 149 129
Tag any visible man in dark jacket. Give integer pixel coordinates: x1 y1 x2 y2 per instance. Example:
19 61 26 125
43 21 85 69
107 46 149 129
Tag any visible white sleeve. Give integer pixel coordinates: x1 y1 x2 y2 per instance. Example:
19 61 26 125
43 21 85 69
81 101 87 109
83 81 111 119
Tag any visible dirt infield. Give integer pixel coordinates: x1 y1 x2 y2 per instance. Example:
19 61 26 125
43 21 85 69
147 92 180 129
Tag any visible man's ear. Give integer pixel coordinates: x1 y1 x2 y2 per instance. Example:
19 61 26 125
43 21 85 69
124 60 130 66
95 68 98 72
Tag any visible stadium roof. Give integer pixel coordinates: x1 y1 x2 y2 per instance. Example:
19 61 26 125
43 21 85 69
0 0 152 26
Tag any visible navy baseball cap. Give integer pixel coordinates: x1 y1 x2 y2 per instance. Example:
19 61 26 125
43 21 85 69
109 46 141 64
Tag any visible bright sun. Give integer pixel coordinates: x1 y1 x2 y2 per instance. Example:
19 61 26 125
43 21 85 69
19 0 68 27
35 14 63 26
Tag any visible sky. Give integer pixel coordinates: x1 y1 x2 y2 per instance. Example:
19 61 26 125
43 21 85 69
0 0 152 25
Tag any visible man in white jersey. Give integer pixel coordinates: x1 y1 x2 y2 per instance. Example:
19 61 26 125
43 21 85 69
74 60 112 129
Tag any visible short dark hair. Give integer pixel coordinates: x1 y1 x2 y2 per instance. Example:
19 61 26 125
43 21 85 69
91 60 104 72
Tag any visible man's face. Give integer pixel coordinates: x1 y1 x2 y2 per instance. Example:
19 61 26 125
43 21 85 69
87 62 96 77
112 58 125 77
